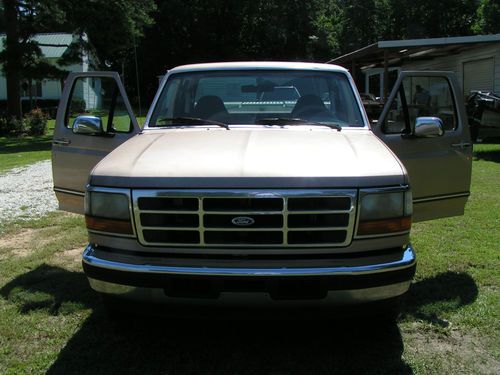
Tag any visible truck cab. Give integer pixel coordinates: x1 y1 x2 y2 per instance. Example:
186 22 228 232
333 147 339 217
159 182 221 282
52 62 472 313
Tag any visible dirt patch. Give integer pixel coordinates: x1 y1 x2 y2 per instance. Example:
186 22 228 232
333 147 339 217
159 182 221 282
54 247 84 262
404 323 499 374
0 228 52 259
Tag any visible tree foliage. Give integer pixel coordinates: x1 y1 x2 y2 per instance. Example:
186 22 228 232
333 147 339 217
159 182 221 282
1 0 499 116
0 0 156 118
473 0 500 34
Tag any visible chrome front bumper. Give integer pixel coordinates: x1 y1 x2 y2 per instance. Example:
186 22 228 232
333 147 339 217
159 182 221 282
82 244 416 305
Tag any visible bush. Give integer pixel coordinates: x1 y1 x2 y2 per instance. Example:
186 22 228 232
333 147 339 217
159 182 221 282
68 99 86 115
24 108 48 136
0 99 60 119
0 116 26 136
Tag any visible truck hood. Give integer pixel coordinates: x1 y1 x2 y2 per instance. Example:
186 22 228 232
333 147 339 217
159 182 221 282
90 127 406 188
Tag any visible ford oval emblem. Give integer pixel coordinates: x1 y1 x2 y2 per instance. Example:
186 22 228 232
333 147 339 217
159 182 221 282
231 216 255 226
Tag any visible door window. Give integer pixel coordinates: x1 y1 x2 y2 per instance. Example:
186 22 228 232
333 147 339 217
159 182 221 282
382 76 458 134
65 77 133 133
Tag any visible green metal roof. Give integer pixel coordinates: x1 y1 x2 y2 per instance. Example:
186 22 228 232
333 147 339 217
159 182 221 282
0 33 73 59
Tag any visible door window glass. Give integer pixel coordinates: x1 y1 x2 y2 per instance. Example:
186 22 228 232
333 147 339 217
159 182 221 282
382 76 457 134
65 77 133 133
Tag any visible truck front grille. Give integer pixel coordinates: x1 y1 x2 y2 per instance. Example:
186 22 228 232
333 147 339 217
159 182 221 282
133 190 356 248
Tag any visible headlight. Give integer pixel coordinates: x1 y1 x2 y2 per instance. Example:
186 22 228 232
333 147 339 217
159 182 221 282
85 189 134 235
357 189 412 236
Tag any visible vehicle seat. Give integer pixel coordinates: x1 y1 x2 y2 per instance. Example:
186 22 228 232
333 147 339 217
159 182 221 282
193 95 229 122
291 95 330 120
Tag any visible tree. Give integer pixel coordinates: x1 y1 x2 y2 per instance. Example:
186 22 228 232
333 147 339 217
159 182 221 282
0 0 156 119
473 0 500 34
310 0 394 58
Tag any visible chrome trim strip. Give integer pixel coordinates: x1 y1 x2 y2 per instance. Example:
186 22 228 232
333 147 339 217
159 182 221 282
359 185 410 194
134 188 355 197
87 229 136 239
83 244 415 276
139 226 349 232
413 192 470 203
132 189 357 248
137 209 351 214
54 187 85 197
355 230 411 239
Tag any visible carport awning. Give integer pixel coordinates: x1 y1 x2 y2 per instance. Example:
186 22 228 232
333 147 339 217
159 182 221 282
328 34 500 69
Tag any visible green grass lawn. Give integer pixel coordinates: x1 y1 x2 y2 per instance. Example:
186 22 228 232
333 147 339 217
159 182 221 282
0 116 147 174
0 144 498 374
0 120 55 173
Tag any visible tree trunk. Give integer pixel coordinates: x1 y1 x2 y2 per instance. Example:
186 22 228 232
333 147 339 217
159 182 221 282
29 79 33 111
4 0 22 119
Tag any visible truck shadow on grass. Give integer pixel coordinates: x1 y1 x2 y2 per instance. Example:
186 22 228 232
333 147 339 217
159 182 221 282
1 265 478 375
0 135 53 155
473 141 500 163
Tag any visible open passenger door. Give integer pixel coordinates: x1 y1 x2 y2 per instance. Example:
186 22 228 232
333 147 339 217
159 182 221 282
52 72 141 214
373 71 472 222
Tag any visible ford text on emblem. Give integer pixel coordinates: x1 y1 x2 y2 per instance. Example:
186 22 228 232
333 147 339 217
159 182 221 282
231 216 255 226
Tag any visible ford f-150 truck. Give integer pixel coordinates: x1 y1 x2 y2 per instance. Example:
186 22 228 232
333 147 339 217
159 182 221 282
52 62 472 315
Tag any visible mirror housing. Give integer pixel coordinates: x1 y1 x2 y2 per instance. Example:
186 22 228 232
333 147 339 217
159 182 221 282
72 116 103 135
413 117 444 138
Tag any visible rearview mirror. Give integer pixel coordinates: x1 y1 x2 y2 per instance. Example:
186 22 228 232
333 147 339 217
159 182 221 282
72 115 103 135
241 82 275 93
413 117 444 138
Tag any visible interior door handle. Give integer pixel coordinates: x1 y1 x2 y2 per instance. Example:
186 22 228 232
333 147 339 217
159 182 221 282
451 141 471 148
53 138 71 146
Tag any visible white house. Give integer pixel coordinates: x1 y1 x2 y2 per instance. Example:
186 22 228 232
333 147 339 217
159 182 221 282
0 32 100 108
329 34 500 100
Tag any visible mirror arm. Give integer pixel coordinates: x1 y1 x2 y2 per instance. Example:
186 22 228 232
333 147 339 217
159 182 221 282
401 133 416 139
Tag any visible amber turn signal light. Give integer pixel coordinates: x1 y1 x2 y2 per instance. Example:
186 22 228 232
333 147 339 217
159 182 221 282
85 215 134 235
357 216 411 236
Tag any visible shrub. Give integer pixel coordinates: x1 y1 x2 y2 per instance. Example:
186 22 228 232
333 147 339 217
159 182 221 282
0 116 26 136
24 108 48 136
0 99 60 119
69 99 86 115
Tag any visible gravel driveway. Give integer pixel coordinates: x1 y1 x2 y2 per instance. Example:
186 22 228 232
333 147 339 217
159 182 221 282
0 160 58 223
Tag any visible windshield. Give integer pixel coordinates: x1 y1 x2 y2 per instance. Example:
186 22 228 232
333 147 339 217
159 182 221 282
149 70 365 128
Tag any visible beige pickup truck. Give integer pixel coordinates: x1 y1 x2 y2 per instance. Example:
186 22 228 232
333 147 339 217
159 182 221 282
52 62 472 315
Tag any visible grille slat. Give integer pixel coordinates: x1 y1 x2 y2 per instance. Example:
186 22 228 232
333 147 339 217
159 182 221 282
288 197 351 211
134 190 356 248
204 214 283 228
143 229 200 244
288 230 348 245
204 198 283 212
205 231 283 245
288 213 350 228
138 197 199 211
140 213 199 228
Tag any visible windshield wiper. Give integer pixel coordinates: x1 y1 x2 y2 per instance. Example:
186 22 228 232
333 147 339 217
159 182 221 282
255 117 341 131
156 117 229 130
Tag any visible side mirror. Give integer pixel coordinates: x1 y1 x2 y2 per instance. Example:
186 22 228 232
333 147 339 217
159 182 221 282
72 115 103 135
413 117 444 138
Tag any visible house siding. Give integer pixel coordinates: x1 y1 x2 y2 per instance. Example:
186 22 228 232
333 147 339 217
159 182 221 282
0 33 92 102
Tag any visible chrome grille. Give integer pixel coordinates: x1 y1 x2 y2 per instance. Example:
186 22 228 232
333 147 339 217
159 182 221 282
133 189 357 248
